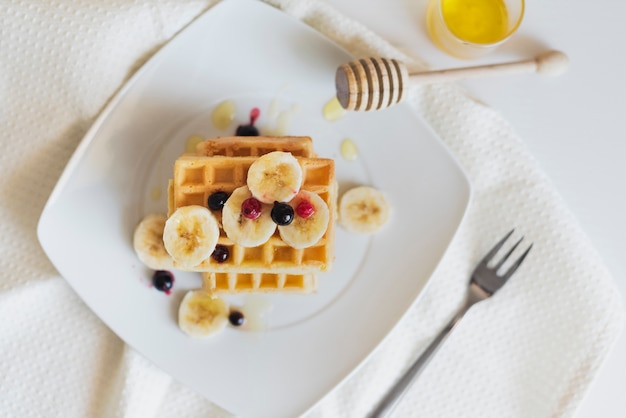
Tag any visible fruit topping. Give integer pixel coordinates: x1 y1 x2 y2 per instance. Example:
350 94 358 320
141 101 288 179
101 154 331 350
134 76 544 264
296 200 315 218
338 186 391 234
222 186 277 248
236 124 259 136
178 290 229 338
278 191 330 249
228 310 245 326
271 202 295 226
153 270 174 293
211 245 230 263
241 197 262 220
133 214 174 270
208 191 229 210
247 151 303 203
236 107 260 136
163 205 220 268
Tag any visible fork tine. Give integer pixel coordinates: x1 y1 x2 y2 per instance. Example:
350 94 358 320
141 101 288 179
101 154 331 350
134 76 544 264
479 229 515 266
502 243 533 280
494 236 524 271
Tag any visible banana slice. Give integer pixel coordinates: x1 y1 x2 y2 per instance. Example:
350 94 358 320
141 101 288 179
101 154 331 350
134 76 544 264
338 186 391 234
278 191 330 248
163 205 220 268
247 151 302 203
178 290 229 338
133 214 174 270
222 186 276 247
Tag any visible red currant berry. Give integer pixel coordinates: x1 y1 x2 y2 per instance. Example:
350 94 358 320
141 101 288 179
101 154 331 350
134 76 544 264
241 197 262 220
296 200 315 218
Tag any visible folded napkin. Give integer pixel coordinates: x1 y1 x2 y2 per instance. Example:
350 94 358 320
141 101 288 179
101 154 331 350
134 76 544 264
0 0 622 417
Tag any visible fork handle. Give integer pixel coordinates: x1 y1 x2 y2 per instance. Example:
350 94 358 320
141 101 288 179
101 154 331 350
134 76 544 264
367 308 468 418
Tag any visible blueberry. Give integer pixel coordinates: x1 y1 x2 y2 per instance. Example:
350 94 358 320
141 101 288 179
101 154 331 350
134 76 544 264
208 191 229 210
229 310 245 326
152 270 174 292
271 202 294 226
211 245 229 263
236 124 259 136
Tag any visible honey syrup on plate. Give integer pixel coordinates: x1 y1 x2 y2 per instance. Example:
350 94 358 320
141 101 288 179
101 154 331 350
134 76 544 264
441 0 509 44
211 100 236 131
185 134 204 153
340 139 358 161
322 97 346 122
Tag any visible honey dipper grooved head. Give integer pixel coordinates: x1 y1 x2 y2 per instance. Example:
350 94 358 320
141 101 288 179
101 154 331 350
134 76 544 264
335 57 409 111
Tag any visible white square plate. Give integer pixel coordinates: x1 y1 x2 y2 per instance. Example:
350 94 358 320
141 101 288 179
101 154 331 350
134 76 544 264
37 0 471 416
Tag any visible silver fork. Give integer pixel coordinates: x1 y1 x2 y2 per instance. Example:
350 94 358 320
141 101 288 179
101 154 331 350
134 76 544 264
368 229 533 418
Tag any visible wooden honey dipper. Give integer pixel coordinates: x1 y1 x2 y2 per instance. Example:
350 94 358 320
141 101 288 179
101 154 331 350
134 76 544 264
335 50 569 111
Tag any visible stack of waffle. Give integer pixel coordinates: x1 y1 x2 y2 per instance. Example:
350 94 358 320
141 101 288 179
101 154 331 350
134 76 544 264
167 136 337 293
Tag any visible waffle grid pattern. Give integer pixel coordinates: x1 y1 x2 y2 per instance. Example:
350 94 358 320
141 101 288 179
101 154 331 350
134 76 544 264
202 272 316 293
196 136 315 157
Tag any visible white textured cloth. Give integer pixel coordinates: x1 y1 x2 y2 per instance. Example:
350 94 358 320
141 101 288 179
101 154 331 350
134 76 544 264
0 0 623 417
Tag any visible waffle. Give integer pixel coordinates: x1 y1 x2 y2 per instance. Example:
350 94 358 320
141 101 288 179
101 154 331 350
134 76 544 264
168 136 316 217
170 155 336 272
167 136 336 294
203 272 317 293
196 136 315 158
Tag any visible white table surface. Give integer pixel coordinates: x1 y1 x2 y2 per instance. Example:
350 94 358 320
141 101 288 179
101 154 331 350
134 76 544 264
323 0 626 416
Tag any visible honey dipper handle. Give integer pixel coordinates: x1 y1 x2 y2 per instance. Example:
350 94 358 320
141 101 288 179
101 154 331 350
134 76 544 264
408 50 569 85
